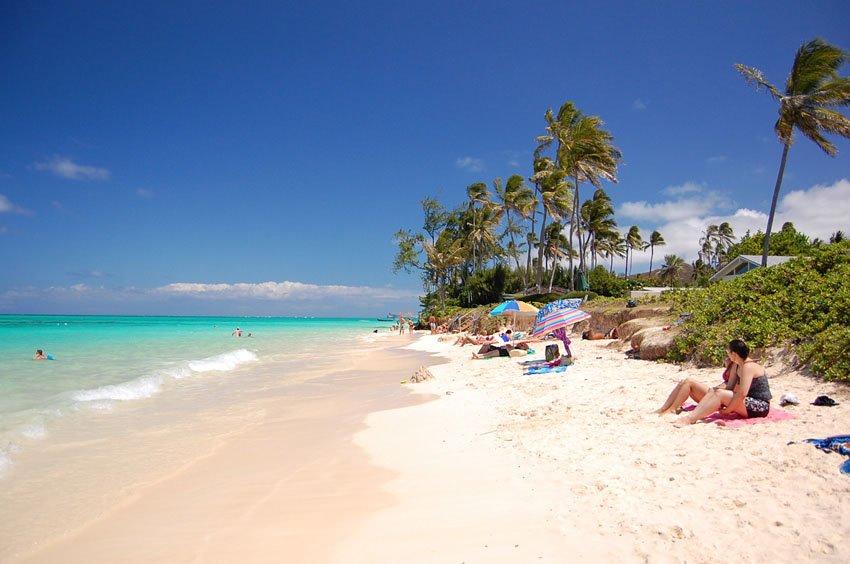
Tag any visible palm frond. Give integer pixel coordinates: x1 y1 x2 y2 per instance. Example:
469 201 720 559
735 64 783 100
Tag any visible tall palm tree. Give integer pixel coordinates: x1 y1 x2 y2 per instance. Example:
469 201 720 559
626 225 643 279
659 255 686 286
530 159 571 292
736 38 850 267
466 182 491 271
648 230 666 274
830 230 846 243
537 102 621 282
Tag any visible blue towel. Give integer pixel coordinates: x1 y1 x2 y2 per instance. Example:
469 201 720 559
524 365 568 375
804 435 850 475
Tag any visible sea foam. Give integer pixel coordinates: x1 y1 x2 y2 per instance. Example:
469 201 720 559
186 349 257 373
72 374 164 403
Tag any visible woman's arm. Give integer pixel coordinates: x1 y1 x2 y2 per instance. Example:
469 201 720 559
723 364 753 412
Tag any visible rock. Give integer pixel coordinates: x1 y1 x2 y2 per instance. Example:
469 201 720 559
409 366 434 383
620 318 667 341
638 327 681 361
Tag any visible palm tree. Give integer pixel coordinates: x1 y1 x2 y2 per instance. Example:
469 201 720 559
736 38 850 267
537 102 621 281
581 188 617 270
648 230 666 274
466 182 491 271
423 233 465 310
530 158 571 292
495 175 535 273
830 230 846 243
659 254 686 286
626 225 643 278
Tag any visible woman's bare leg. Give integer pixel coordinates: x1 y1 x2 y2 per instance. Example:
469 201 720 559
674 389 737 426
656 378 711 414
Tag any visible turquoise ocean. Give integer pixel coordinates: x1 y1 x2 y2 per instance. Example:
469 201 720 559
0 314 397 478
2 314 411 559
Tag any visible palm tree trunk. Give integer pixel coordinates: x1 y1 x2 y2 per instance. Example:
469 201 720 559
574 174 586 277
548 252 557 292
649 246 655 274
536 208 549 293
762 143 790 267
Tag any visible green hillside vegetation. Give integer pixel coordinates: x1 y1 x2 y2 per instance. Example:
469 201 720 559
667 242 850 382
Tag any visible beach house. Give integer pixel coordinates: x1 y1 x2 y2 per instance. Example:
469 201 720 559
709 254 794 282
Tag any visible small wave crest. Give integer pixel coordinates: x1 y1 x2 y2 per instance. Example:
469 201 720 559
72 374 164 403
186 349 257 373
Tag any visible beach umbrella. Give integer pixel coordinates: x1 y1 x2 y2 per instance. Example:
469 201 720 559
531 298 591 356
488 300 539 317
489 299 539 330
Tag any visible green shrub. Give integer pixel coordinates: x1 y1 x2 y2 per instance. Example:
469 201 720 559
667 242 850 381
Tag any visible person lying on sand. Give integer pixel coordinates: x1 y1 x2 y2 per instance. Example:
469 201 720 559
582 327 619 340
655 339 772 426
472 342 529 359
454 332 509 347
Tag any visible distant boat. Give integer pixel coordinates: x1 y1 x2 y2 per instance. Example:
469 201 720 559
377 313 398 322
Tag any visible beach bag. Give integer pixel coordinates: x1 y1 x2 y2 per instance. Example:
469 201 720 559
545 344 559 362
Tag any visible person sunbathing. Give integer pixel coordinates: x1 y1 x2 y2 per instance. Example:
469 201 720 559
655 339 772 425
582 327 619 340
454 332 508 347
472 342 529 359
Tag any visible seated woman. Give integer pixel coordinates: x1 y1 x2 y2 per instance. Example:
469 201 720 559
656 339 771 426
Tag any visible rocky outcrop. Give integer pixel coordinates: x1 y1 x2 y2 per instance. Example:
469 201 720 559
619 318 667 341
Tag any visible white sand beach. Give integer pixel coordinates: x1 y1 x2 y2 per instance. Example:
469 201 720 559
340 333 850 562
14 331 849 563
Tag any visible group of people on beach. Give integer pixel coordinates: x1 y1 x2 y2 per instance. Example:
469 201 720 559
448 323 772 425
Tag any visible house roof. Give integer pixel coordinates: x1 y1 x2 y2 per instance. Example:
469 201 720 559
709 255 795 282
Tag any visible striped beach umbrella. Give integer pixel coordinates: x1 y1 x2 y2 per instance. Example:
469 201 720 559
531 298 591 356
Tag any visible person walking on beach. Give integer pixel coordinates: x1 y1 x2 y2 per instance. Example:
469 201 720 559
428 315 437 334
398 316 405 335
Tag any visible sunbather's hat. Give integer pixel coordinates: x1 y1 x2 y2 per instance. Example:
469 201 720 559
780 393 800 406
812 395 838 407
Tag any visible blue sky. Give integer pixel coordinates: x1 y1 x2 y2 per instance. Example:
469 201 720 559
1 1 849 316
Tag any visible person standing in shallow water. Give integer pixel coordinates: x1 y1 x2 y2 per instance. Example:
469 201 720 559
231 327 242 337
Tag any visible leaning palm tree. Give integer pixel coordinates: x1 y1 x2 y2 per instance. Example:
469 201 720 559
648 230 666 274
736 38 850 267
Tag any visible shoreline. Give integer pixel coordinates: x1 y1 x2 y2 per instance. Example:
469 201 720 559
340 334 850 562
13 333 438 564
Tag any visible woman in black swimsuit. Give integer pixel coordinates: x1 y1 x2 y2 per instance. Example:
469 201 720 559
672 339 771 426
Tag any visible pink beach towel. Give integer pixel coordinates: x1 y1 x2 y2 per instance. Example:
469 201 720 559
682 404 796 427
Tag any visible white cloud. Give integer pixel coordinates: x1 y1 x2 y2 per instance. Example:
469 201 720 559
155 280 417 301
632 99 646 110
616 178 850 274
456 156 485 172
136 188 154 199
706 155 728 164
661 181 703 196
0 194 30 214
33 156 110 181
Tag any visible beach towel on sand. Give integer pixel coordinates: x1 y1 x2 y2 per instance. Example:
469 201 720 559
803 435 850 475
524 365 568 375
682 404 796 427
